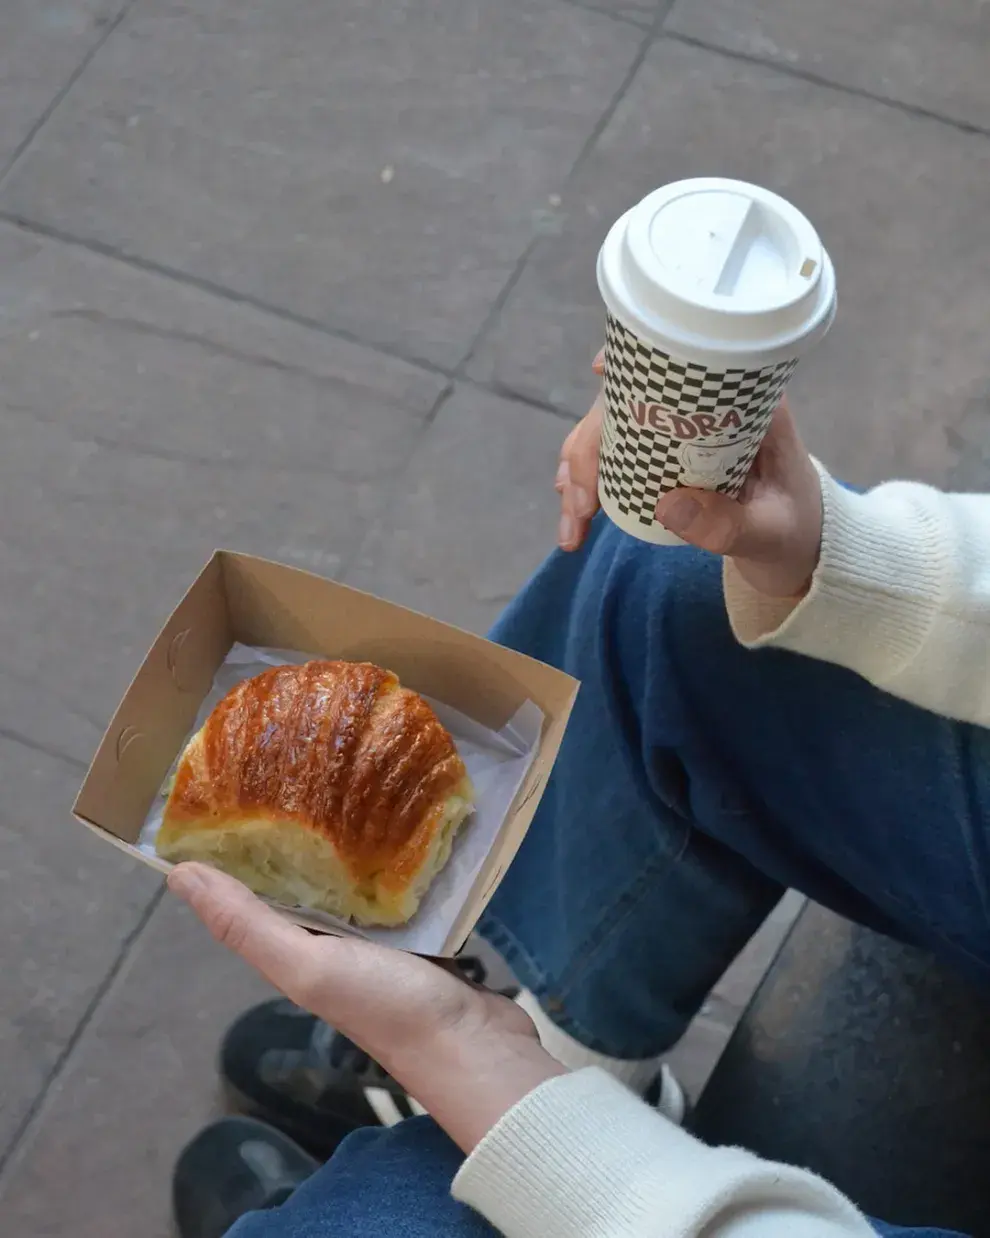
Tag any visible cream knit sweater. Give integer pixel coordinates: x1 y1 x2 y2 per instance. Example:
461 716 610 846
452 465 990 1237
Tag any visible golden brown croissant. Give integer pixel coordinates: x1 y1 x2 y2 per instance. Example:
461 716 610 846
156 660 474 926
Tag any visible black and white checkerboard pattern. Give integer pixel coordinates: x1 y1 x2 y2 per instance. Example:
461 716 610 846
600 313 798 528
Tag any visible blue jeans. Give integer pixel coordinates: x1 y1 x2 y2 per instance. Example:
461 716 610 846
232 517 989 1238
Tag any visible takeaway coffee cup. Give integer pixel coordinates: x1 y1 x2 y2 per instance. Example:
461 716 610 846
596 177 836 545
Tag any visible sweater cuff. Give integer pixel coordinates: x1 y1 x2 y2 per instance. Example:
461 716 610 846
724 464 948 683
452 1068 872 1238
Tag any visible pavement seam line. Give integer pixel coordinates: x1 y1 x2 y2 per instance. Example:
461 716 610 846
336 382 457 585
557 0 652 29
661 29 990 140
334 10 676 587
0 886 165 1187
0 726 88 774
460 5 990 397
459 6 990 398
0 0 140 194
453 9 665 380
0 212 581 423
0 0 655 428
0 210 457 378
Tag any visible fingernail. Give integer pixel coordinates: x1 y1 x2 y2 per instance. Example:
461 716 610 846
558 513 575 548
168 865 205 901
570 485 594 518
555 460 570 488
658 495 702 534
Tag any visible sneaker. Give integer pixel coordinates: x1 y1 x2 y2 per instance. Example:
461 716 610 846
221 955 513 1160
172 1117 324 1238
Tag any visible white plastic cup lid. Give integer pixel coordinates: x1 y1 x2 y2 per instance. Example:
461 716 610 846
597 178 836 369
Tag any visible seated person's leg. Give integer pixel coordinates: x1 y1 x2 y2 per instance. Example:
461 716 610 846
213 514 990 1139
481 514 990 1065
227 1118 495 1238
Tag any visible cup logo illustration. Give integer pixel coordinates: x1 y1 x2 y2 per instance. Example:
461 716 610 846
678 436 754 488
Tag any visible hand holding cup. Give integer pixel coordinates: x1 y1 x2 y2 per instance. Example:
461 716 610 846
557 364 823 601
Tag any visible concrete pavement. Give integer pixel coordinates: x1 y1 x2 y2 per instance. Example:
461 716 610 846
0 1 988 1231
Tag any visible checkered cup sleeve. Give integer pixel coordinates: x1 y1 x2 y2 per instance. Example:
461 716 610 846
598 313 798 537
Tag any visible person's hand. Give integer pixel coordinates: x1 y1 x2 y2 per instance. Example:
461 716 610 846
556 353 824 599
655 399 824 598
168 862 565 1152
555 350 605 552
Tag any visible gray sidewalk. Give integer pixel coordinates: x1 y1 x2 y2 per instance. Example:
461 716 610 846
1 1 988 1232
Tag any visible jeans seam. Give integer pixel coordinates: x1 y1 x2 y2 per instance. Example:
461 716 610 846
954 727 990 935
478 917 550 998
880 731 990 978
485 907 677 1057
881 884 990 978
484 828 691 1059
554 826 691 1002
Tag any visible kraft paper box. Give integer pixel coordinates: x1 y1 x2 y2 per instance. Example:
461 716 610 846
73 551 579 956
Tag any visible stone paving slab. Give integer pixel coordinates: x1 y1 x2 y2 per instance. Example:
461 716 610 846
345 384 566 633
0 745 158 1163
0 897 270 1237
467 37 990 487
0 1 125 171
0 0 643 369
666 0 990 131
0 220 446 762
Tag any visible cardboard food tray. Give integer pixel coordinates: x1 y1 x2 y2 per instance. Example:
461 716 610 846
73 551 579 956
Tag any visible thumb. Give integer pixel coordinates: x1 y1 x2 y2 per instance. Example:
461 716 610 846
168 862 323 1000
654 488 754 556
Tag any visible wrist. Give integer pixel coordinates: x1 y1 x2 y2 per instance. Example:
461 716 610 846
732 470 824 600
387 1026 567 1154
723 558 809 643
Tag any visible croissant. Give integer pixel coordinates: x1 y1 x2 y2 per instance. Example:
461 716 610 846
156 660 474 926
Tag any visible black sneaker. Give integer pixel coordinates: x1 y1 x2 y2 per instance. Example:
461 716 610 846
172 1117 325 1238
221 956 514 1160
